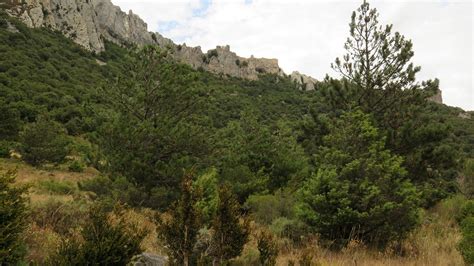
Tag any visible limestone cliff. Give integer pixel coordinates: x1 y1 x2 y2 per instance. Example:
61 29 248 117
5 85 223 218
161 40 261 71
289 71 318 91
2 0 311 82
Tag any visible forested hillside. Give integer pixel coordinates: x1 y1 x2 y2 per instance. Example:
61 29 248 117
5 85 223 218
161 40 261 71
1 2 474 265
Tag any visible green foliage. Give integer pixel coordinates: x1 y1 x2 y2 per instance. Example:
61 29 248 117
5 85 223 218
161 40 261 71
331 0 425 118
193 168 219 224
47 205 146 265
257 231 279 266
0 140 15 158
68 160 84 172
459 216 474 264
269 217 308 243
0 12 127 134
0 100 21 140
19 116 70 166
158 174 202 265
211 185 249 264
0 169 28 264
245 190 296 225
99 46 210 209
458 200 474 224
323 1 463 207
78 175 161 209
216 111 308 201
297 110 421 248
461 159 474 199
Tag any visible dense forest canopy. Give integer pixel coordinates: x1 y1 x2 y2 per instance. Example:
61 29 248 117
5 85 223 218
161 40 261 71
0 1 473 264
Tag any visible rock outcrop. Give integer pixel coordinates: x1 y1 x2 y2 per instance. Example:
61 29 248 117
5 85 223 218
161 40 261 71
428 89 443 104
289 71 318 91
131 253 167 266
3 0 303 81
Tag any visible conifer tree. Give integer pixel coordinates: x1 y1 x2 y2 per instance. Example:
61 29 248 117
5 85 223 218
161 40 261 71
211 185 249 264
158 173 202 266
297 110 420 248
329 0 437 132
0 170 28 264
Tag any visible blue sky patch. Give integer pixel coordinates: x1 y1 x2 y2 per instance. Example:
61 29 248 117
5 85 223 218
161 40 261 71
157 20 179 33
192 0 212 17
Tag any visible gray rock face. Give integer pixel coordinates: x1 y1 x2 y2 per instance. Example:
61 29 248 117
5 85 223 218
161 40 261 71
5 0 161 51
4 0 316 82
428 89 443 104
289 71 318 91
131 253 168 266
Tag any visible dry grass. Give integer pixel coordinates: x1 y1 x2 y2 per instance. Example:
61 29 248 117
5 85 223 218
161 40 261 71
3 158 464 265
243 197 465 266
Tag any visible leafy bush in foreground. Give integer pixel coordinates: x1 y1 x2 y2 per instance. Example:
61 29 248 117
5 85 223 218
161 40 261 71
297 110 421 248
48 205 146 265
0 170 28 264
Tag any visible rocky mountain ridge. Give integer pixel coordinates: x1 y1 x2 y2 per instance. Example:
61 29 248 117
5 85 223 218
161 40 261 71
1 0 316 87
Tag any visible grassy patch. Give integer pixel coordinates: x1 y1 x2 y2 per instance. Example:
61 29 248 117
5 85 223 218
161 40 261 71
36 179 76 195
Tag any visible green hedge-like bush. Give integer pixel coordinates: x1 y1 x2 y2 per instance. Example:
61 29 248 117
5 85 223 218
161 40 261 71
459 216 474 264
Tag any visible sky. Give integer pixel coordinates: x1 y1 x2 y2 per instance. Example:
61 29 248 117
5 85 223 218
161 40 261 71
111 0 473 111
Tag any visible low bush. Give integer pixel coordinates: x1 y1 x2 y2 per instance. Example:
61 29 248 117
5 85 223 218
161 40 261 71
459 216 474 264
257 231 279 266
245 190 296 225
0 140 13 158
47 205 146 265
68 160 84 172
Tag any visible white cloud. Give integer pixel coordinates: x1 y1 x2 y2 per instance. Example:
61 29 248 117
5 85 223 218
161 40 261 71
112 0 473 110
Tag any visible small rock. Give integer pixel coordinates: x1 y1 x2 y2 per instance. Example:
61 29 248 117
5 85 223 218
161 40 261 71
131 253 168 266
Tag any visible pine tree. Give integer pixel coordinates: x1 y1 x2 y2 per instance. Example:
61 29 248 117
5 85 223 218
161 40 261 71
0 170 28 264
211 185 249 264
297 110 420 248
158 173 202 266
330 0 434 131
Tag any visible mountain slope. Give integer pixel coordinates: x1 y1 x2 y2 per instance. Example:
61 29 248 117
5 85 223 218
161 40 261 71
2 0 318 88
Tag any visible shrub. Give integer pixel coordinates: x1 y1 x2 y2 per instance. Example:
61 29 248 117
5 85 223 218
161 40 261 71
0 169 28 264
0 101 21 140
461 159 474 199
458 200 474 222
269 217 309 244
296 110 421 248
210 185 249 264
79 175 155 209
0 140 13 158
459 216 474 264
19 117 70 166
257 231 278 266
157 175 202 266
0 19 7 28
194 168 219 224
68 160 84 172
47 205 146 265
245 190 296 225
